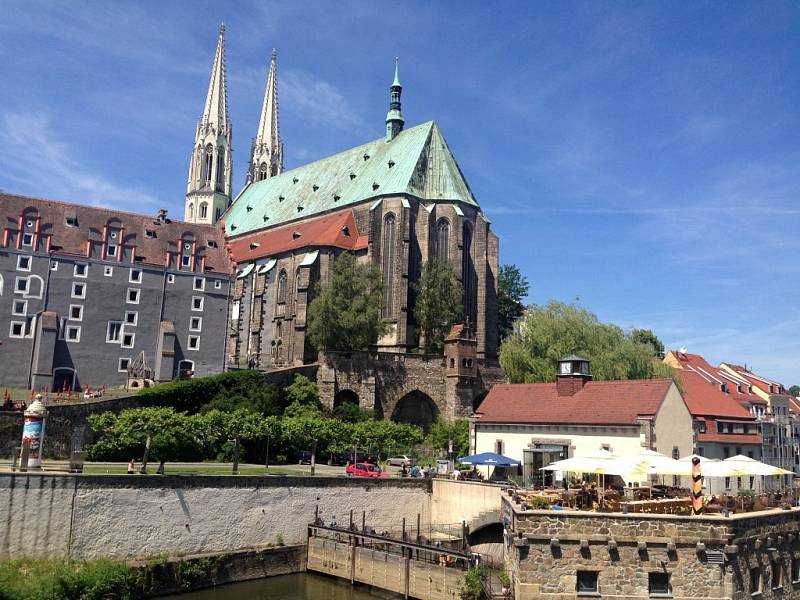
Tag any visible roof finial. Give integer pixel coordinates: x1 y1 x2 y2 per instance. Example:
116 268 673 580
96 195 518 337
385 57 404 141
219 22 225 35
272 47 277 61
393 56 401 87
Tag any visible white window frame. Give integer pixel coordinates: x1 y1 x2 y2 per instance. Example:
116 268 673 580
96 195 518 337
118 357 131 372
124 311 138 326
50 261 58 271
191 296 204 311
104 266 114 277
14 276 29 295
121 331 135 348
71 282 86 299
129 268 142 283
9 321 25 338
214 280 222 289
68 304 83 321
189 316 202 332
22 233 33 246
126 287 140 304
12 299 27 316
16 255 32 272
74 263 88 278
193 276 205 291
181 255 191 267
65 324 81 343
187 335 200 351
106 244 117 257
167 274 175 284
106 321 123 344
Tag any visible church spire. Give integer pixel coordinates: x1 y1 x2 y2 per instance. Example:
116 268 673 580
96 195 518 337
184 24 233 225
385 57 404 142
248 49 284 183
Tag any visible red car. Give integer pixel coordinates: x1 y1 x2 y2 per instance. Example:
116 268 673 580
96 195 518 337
346 462 390 478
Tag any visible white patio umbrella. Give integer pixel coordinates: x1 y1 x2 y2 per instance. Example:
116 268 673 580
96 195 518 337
720 455 794 477
540 449 625 475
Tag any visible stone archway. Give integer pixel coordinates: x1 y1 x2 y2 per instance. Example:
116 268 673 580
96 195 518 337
333 389 359 409
391 390 439 431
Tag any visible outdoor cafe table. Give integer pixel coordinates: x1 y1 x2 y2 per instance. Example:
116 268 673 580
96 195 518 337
619 498 691 514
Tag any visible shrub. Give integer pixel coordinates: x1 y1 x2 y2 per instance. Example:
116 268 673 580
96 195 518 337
0 558 135 600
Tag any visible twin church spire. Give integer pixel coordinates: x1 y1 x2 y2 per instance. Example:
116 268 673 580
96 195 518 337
185 26 403 224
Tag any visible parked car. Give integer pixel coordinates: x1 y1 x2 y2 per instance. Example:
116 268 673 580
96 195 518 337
296 451 312 465
346 462 390 478
387 455 416 467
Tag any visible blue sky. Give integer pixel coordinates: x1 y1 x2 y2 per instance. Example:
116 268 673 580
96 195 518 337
1 2 798 384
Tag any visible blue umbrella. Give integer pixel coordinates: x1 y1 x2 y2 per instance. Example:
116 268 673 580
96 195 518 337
456 452 520 466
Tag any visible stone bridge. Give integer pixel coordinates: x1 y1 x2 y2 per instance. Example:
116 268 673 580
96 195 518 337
316 350 497 429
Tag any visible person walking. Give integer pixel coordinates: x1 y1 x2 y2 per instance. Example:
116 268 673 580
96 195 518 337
156 459 165 475
127 459 136 474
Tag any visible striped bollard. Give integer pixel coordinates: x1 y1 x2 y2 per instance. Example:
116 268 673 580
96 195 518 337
691 457 703 515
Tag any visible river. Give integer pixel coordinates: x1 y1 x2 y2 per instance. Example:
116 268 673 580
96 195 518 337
164 573 403 599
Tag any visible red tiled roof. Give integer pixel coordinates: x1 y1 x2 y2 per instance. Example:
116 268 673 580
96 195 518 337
1 192 232 273
226 209 367 263
475 379 674 425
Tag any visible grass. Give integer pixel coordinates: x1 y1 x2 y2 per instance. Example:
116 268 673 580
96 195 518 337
0 558 136 600
82 464 313 477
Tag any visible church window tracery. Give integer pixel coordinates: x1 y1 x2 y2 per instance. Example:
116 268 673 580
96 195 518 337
277 270 287 304
435 218 450 262
199 203 208 220
203 144 214 183
462 222 475 326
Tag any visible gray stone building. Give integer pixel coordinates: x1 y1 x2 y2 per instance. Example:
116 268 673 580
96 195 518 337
0 194 232 391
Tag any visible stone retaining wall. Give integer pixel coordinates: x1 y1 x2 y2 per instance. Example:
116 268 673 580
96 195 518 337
0 473 432 560
505 497 800 600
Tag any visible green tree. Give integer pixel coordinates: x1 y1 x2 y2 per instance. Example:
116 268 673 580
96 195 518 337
414 259 463 354
630 328 665 359
499 301 676 385
352 420 423 459
789 385 800 397
282 374 324 417
497 264 529 341
307 252 389 351
426 418 470 457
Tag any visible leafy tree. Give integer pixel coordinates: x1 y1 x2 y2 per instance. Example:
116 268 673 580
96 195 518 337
426 418 470 457
283 374 324 417
351 420 423 459
497 264 529 341
333 401 373 423
281 415 338 455
499 301 676 385
414 259 463 354
789 385 800 397
630 328 665 359
307 252 389 351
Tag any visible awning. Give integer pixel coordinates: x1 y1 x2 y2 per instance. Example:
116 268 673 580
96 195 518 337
236 263 255 279
457 452 520 466
300 250 319 266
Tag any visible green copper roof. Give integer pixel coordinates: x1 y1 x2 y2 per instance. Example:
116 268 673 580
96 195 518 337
224 121 479 237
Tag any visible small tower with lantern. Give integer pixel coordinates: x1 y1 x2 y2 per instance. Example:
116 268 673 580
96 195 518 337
556 355 592 396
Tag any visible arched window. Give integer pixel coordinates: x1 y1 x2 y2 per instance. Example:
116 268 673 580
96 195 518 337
203 144 214 183
199 202 208 219
435 218 450 262
188 203 194 220
462 222 474 326
259 162 268 181
277 270 287 304
216 149 225 188
382 214 396 318
293 268 301 314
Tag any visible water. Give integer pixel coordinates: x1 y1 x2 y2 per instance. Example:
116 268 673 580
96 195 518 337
165 573 402 599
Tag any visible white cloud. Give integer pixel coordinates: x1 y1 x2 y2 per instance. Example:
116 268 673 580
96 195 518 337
0 111 162 210
281 69 365 132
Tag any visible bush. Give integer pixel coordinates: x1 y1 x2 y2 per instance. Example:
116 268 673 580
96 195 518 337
459 567 483 600
0 558 136 600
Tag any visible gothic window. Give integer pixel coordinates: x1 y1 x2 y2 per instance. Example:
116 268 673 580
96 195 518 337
199 202 208 219
382 214 396 318
259 162 268 181
203 144 214 183
188 203 194 220
216 149 225 188
277 270 287 304
435 218 450 262
462 222 474 325
293 268 301 314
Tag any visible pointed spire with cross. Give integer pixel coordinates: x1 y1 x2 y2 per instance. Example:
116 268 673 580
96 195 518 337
385 56 405 142
248 48 284 183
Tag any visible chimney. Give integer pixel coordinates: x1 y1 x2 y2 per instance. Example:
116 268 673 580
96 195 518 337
156 208 168 223
556 356 592 397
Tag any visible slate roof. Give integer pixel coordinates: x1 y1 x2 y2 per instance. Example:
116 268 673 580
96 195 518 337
0 192 232 273
224 121 478 237
475 379 674 425
227 209 367 263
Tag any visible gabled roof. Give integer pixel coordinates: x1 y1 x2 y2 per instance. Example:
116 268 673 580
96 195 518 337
224 121 478 236
475 379 674 425
0 192 231 273
227 208 366 263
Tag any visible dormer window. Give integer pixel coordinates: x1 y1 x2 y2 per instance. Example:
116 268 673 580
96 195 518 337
65 216 78 227
250 242 260 250
349 172 356 180
292 231 301 239
341 226 350 237
145 229 157 239
312 184 319 191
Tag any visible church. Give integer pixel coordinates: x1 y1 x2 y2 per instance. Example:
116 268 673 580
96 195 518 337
0 25 500 424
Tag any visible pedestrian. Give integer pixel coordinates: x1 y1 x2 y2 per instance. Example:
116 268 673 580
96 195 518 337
410 464 419 478
156 459 165 475
401 463 408 478
127 459 136 474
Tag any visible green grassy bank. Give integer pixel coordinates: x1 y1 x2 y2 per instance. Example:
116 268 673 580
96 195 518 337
0 558 136 600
